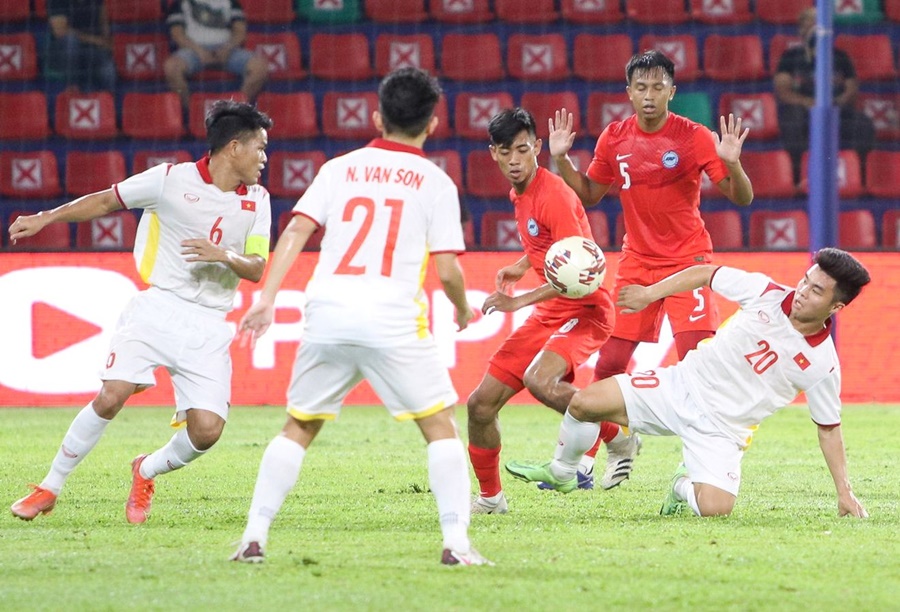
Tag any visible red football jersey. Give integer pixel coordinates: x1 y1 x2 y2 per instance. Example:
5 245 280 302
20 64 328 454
587 113 728 265
511 167 614 313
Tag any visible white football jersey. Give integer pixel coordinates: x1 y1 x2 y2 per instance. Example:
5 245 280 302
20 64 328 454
294 139 465 347
679 266 841 446
115 158 271 312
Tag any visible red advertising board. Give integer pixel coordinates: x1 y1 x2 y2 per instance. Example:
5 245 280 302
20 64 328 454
1 251 898 406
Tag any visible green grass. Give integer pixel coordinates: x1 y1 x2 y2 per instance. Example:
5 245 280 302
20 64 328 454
1 405 898 611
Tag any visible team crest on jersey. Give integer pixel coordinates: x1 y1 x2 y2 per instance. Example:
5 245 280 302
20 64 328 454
527 218 539 236
661 151 679 168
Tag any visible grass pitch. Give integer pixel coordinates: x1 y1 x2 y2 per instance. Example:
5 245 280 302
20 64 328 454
1 404 897 611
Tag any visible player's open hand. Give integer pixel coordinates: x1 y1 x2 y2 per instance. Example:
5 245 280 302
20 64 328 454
838 492 868 518
616 284 653 314
181 238 226 263
8 212 47 244
482 291 519 315
548 109 577 158
238 299 275 349
713 113 750 165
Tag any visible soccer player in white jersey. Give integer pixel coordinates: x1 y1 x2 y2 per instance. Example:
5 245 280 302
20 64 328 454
506 248 870 518
231 68 490 566
9 101 272 524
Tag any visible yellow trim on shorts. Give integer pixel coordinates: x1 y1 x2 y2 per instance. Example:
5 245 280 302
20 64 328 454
245 234 270 260
138 212 160 283
395 400 447 422
288 407 337 421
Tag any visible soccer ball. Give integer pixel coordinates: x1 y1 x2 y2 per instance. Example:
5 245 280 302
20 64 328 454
544 236 606 299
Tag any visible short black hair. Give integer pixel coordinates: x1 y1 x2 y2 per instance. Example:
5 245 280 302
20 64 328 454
205 100 273 154
488 107 537 148
814 247 871 305
378 67 442 138
626 50 676 85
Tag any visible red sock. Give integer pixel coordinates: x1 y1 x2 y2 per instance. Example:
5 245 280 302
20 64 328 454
584 421 620 457
468 444 502 497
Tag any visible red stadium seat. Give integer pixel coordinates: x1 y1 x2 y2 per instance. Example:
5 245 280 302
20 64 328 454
431 96 452 139
441 33 503 81
245 33 305 80
540 148 593 176
701 210 744 249
636 35 700 82
690 0 752 24
322 92 379 139
0 92 50 140
113 34 168 81
65 151 127 197
278 211 324 250
54 90 117 140
587 92 632 137
718 92 779 140
0 151 61 199
454 92 515 140
8 210 71 251
703 35 766 82
835 35 897 81
466 151 511 199
882 210 900 247
756 0 813 24
749 210 809 249
266 151 326 198
366 0 427 22
864 151 900 198
33 0 46 18
768 34 802 75
429 0 492 23
132 150 193 174
255 92 318 139
561 0 624 23
106 0 162 22
480 211 520 249
574 34 633 82
426 150 464 193
122 92 184 140
0 0 30 22
240 0 296 23
462 219 475 248
739 151 796 197
375 34 436 77
495 0 558 22
585 210 610 248
507 34 568 81
858 94 900 141
0 33 37 81
838 210 876 249
75 211 138 251
627 0 689 24
520 91 580 139
188 92 246 139
887 0 900 21
800 150 863 198
310 34 372 80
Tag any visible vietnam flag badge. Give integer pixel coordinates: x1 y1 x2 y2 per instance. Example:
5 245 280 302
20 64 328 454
241 199 256 212
794 353 810 371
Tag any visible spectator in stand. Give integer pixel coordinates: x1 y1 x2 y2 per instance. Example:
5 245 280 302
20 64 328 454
46 0 116 92
773 7 876 185
164 0 268 109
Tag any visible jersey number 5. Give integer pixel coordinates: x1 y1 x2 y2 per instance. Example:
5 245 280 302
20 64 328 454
619 162 631 190
335 197 404 277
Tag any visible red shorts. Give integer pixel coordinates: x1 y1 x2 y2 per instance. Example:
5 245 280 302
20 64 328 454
612 252 719 342
488 300 613 392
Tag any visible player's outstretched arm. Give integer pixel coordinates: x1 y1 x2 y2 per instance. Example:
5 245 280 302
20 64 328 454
483 283 558 315
8 190 120 244
433 253 475 331
549 109 609 207
817 423 868 518
496 256 530 293
714 113 754 206
618 264 718 313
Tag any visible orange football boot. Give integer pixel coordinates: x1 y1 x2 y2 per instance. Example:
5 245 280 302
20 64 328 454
125 455 155 524
11 485 57 520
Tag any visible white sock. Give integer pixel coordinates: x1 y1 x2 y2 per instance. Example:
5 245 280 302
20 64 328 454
140 428 205 479
427 438 471 553
674 477 701 516
41 403 111 495
243 435 306 546
551 411 600 481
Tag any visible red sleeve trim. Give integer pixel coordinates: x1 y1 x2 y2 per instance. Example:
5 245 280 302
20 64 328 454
291 210 321 229
708 265 725 288
113 184 128 210
430 250 465 256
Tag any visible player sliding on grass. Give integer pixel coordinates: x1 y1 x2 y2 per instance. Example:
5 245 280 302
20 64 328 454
507 248 870 518
9 101 272 524
467 108 615 515
232 68 490 566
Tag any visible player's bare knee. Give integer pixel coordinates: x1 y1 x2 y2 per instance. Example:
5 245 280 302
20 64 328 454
186 423 223 451
466 394 498 425
697 488 736 517
567 390 591 421
91 385 131 418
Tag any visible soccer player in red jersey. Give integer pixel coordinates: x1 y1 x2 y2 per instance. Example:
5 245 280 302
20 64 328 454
549 50 754 489
468 108 615 514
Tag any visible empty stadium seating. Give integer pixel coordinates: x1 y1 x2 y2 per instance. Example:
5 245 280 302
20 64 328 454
375 34 436 77
122 92 184 140
75 211 138 251
520 91 580 138
366 0 427 22
480 211 520 249
266 151 327 198
426 150 464 193
310 34 372 80
834 34 897 81
65 151 127 197
838 210 877 249
587 93 632 137
54 91 117 140
255 92 318 139
0 33 37 82
756 0 814 24
858 93 900 141
627 0 690 24
882 210 900 247
749 210 810 249
690 0 752 24
740 150 796 198
189 92 246 139
0 151 61 199
322 92 379 139
466 151 510 198
561 0 623 23
0 0 30 22
0 92 50 140
865 151 900 198
106 0 162 22
800 150 863 198
507 34 569 81
888 0 900 22
585 210 610 248
113 34 169 81
701 209 744 249
454 92 515 140
240 0 296 24
245 33 305 80
574 34 633 82
637 35 700 81
132 150 193 174
718 93 780 140
441 33 504 81
8 210 71 251
495 0 558 23
429 0 492 23
703 35 767 81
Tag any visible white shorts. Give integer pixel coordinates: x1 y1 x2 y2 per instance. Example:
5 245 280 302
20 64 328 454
615 367 744 496
286 337 458 422
101 288 233 422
